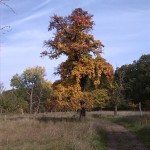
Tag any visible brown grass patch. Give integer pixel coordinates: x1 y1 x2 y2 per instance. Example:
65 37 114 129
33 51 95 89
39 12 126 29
0 113 104 150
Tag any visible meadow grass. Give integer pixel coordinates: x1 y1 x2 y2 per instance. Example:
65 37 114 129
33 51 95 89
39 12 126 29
0 112 107 150
90 128 107 150
1 111 149 150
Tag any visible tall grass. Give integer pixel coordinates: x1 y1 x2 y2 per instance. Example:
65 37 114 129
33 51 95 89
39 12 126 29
0 113 107 150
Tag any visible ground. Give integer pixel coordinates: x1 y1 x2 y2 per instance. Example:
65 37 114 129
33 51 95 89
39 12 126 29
100 119 149 150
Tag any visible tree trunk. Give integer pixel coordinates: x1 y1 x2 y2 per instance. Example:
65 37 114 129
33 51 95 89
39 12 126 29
36 90 42 113
80 75 87 92
79 75 88 120
79 100 86 120
114 102 117 116
36 98 41 114
29 87 33 114
139 102 142 116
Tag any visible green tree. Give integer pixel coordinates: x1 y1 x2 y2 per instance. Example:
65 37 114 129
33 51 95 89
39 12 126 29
115 54 150 110
10 66 52 113
42 8 114 116
0 90 28 113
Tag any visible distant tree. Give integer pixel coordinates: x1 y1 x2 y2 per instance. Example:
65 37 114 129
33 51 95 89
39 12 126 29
111 71 125 115
35 80 52 112
0 82 5 113
10 66 52 114
42 8 114 117
115 54 150 110
0 89 28 113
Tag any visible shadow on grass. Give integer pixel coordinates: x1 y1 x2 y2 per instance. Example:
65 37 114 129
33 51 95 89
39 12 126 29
135 126 150 149
91 128 107 150
0 114 88 123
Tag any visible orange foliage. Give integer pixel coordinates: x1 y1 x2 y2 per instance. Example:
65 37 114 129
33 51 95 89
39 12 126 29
42 8 114 111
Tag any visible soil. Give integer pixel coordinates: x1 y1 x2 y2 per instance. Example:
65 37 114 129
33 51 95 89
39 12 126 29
100 120 149 150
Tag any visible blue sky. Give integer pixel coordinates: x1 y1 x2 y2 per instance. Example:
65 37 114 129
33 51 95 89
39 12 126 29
0 0 150 89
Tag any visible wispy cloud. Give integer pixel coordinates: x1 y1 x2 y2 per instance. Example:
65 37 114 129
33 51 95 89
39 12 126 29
31 0 52 12
10 9 52 27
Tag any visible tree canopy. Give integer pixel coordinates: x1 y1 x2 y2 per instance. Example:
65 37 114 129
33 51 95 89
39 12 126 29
115 54 150 110
10 66 52 113
42 8 114 111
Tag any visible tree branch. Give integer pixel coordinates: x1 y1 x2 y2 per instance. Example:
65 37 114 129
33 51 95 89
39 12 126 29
0 0 16 14
0 26 11 34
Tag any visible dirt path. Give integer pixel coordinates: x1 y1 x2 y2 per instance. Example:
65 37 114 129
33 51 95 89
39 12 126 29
100 120 149 150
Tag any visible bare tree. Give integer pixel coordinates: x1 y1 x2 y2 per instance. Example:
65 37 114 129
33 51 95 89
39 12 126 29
0 0 15 33
112 70 125 115
0 0 15 13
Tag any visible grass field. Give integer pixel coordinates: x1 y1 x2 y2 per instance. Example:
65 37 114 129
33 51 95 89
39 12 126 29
0 111 149 150
0 112 107 150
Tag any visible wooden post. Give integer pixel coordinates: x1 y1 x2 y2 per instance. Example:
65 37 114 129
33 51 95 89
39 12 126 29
21 108 24 115
4 114 7 121
139 102 143 116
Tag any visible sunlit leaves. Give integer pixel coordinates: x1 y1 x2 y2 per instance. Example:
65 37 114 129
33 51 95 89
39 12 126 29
43 8 114 110
10 66 52 113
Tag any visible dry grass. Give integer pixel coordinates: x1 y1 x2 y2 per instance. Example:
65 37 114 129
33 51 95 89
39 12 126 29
0 113 105 150
89 110 150 116
1 111 149 150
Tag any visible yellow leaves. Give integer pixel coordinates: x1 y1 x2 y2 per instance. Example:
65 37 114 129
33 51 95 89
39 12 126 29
57 42 69 53
93 79 100 88
58 43 63 49
95 56 114 79
51 83 83 110
50 54 114 111
81 92 94 110
92 89 110 109
70 55 114 88
52 84 65 101
44 9 115 111
128 102 138 110
72 57 95 79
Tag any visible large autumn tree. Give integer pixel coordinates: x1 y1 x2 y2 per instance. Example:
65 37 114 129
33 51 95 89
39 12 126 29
42 8 113 113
